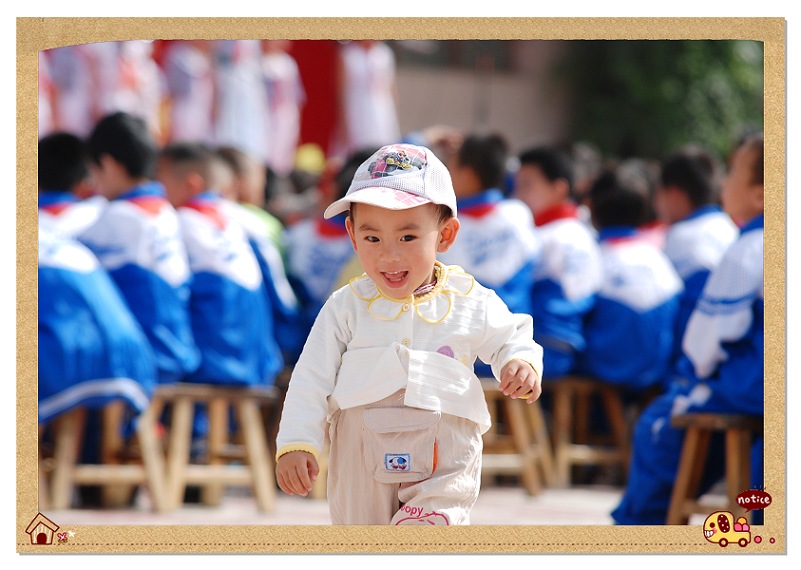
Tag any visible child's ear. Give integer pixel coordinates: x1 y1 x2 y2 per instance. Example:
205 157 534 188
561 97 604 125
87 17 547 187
345 214 358 251
436 217 460 253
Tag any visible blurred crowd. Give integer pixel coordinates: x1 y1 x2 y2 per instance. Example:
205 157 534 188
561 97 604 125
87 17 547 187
37 39 765 525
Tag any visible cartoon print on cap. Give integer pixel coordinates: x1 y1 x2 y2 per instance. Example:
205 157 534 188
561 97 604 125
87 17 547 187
365 146 426 179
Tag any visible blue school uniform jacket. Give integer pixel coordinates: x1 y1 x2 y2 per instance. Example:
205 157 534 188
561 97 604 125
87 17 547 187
662 205 739 361
38 227 157 423
675 214 764 416
77 181 200 384
438 189 540 316
178 192 281 386
577 227 683 390
530 203 604 378
221 198 304 363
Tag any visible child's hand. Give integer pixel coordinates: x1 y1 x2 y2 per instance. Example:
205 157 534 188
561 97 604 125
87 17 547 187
499 359 542 404
276 451 320 497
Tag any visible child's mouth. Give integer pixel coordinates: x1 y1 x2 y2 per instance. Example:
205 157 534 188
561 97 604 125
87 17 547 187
381 271 408 287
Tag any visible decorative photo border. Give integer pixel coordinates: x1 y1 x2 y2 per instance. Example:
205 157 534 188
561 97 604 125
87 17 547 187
16 16 786 555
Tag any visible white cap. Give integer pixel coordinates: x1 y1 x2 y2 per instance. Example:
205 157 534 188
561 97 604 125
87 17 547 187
323 144 457 219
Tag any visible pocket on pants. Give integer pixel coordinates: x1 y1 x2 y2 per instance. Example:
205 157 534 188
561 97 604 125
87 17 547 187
362 407 440 483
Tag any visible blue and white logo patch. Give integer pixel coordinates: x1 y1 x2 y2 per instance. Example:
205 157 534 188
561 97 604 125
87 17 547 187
385 453 411 472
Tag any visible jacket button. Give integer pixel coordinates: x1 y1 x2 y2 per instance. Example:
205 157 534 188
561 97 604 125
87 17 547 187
402 303 411 312
402 338 410 346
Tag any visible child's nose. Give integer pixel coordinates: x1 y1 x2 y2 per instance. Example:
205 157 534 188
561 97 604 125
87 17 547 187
379 242 401 262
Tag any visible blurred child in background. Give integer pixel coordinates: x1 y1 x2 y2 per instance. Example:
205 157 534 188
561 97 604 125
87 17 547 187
215 145 303 366
514 145 603 381
612 133 765 525
156 142 283 388
439 132 540 317
655 145 739 365
80 111 200 386
577 164 683 393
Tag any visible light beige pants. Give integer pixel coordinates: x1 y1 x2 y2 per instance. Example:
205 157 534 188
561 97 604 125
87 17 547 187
327 390 483 525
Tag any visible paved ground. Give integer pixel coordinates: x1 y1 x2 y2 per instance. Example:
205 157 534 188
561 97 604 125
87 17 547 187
43 482 625 526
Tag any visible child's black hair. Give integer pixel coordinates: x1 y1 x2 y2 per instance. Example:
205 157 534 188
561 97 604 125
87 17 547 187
518 145 576 201
38 132 89 192
588 165 651 229
159 141 228 191
87 112 158 180
660 145 721 208
457 133 508 191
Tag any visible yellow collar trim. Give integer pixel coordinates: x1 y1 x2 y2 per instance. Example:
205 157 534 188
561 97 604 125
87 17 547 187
348 262 475 323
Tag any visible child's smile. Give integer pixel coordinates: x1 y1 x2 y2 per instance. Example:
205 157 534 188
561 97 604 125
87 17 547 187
345 202 460 300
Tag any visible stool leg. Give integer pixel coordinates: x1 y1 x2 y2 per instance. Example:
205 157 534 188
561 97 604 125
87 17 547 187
552 385 573 488
601 388 631 479
100 401 135 507
667 427 711 524
201 397 228 506
135 402 170 512
50 408 86 510
236 399 275 512
505 398 541 495
726 427 752 522
165 397 194 510
527 400 555 488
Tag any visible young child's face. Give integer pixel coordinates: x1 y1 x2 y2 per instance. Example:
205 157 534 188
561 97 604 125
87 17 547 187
721 144 764 226
345 202 459 299
514 164 565 217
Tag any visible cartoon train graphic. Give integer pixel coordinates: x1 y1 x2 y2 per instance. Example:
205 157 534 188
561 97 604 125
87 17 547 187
702 511 752 547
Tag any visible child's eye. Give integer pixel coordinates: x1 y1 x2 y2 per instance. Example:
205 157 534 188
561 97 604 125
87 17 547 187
365 236 379 243
400 235 416 242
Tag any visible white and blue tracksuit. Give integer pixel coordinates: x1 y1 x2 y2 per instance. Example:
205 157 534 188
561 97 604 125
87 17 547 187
178 192 282 387
438 189 539 317
38 226 157 425
662 205 739 365
530 203 603 380
283 215 356 352
38 191 106 239
611 214 764 525
221 198 304 364
77 181 200 384
577 227 683 391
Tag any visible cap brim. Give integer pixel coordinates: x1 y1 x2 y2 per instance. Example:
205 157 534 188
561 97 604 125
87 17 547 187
322 187 432 219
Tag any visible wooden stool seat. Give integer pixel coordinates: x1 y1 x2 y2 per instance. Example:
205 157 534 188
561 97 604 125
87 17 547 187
151 383 279 512
480 378 555 495
666 412 763 525
548 375 631 488
41 400 169 512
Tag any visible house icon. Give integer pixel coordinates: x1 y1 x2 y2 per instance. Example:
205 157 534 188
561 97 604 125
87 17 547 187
25 513 59 545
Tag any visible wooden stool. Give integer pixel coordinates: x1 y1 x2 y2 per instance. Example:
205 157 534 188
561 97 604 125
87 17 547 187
480 378 555 495
666 412 763 525
42 400 169 511
152 383 279 512
548 376 631 488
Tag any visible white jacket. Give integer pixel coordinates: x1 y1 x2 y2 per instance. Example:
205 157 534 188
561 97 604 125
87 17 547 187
275 262 543 460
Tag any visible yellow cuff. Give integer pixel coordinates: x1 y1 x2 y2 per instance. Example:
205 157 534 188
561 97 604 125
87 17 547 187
275 444 320 463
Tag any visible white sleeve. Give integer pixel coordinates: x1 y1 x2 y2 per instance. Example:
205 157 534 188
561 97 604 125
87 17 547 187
275 293 351 458
476 289 544 381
